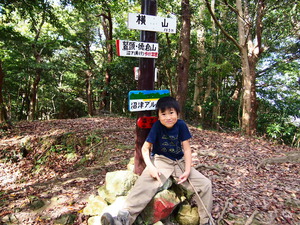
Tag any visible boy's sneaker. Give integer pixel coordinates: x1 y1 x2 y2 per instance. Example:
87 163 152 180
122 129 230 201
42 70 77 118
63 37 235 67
101 213 115 225
101 210 130 225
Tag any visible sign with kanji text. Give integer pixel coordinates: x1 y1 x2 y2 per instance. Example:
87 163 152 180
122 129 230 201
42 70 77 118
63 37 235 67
128 13 177 33
128 90 170 112
116 40 158 58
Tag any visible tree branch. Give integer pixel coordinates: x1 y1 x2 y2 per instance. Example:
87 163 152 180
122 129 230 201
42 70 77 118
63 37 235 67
223 0 239 15
255 0 265 56
205 0 242 51
245 210 259 225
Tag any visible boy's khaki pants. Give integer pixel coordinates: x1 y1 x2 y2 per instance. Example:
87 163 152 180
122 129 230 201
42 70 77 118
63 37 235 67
124 154 213 225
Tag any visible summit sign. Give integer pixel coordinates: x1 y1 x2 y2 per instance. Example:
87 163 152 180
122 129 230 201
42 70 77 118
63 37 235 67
128 13 177 34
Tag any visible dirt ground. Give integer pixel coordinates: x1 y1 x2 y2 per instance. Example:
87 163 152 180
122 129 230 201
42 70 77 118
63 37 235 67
0 117 299 224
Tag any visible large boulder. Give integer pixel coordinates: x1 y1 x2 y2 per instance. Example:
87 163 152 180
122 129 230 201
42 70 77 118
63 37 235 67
104 170 139 197
95 170 139 205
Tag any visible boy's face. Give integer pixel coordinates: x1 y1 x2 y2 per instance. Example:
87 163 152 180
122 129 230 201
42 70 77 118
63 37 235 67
158 107 178 129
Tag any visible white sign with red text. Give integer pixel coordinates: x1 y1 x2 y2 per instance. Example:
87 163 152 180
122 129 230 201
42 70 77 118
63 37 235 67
116 40 159 58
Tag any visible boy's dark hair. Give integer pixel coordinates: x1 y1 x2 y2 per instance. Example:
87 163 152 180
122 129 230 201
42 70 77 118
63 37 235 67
156 96 180 115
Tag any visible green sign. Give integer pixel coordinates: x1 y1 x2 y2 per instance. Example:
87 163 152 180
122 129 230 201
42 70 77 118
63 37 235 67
128 90 170 112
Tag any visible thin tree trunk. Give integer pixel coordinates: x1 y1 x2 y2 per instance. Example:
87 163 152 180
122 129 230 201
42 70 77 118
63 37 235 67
165 33 175 96
206 0 215 105
82 38 96 117
29 52 42 121
100 9 113 111
0 60 8 123
28 10 46 121
193 74 204 121
176 0 191 118
85 69 94 116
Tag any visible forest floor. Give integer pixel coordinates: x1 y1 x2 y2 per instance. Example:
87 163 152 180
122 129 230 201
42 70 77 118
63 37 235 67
0 116 299 225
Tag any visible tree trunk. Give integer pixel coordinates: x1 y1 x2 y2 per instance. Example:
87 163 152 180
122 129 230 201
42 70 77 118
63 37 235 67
29 52 42 121
193 0 216 125
165 33 175 97
100 9 113 112
85 69 94 116
205 0 265 135
0 60 8 123
28 10 46 121
249 57 258 134
192 0 206 124
176 0 191 118
237 0 264 135
83 39 97 117
193 75 204 121
236 0 252 135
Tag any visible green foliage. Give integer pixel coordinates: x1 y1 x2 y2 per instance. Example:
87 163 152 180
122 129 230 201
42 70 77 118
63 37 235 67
265 122 299 147
0 0 298 147
86 133 102 146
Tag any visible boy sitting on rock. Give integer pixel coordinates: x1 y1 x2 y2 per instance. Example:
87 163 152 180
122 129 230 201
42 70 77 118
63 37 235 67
101 96 213 225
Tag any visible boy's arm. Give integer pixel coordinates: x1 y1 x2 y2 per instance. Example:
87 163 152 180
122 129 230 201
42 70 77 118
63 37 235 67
141 141 154 167
177 139 192 184
142 141 162 186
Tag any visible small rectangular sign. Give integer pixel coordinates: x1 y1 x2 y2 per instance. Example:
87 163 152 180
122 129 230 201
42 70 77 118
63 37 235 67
134 67 158 82
128 90 170 112
128 13 177 33
137 116 158 129
116 40 158 58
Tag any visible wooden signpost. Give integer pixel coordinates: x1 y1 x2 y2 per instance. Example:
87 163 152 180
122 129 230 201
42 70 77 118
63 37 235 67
116 0 176 175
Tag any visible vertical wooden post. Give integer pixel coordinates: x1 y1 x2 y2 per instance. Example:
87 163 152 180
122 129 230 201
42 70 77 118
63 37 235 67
134 0 157 175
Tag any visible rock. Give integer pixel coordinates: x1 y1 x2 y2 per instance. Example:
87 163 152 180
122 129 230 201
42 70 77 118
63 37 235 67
28 197 45 210
83 195 108 216
127 157 135 171
87 215 101 225
101 196 126 217
1 214 18 224
104 170 138 197
153 221 164 225
139 189 181 224
54 213 76 225
176 204 199 225
85 197 126 225
98 186 116 204
83 168 201 225
159 178 173 191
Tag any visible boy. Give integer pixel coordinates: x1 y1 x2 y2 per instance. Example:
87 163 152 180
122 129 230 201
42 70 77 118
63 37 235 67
101 96 213 225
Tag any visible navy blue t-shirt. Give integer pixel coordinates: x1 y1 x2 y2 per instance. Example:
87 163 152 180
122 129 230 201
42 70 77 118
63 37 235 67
146 119 192 160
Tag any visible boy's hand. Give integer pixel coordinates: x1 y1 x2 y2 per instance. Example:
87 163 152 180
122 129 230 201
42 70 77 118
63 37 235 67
149 166 162 187
177 171 190 184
